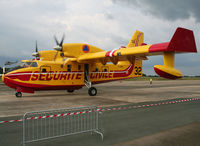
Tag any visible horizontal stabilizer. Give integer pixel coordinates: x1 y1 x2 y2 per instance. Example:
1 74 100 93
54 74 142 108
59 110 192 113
149 27 197 53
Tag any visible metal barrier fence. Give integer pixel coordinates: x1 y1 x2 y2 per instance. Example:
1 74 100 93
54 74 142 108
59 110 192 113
23 106 103 146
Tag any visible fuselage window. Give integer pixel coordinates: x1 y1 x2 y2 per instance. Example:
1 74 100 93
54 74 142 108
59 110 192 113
67 65 71 72
78 65 81 70
42 68 47 73
95 68 99 72
104 68 107 72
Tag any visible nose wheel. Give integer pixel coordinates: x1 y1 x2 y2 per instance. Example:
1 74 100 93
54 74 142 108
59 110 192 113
15 92 22 98
88 87 97 96
67 90 74 93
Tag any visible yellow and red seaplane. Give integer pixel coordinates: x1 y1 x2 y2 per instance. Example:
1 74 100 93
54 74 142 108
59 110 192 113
2 27 197 97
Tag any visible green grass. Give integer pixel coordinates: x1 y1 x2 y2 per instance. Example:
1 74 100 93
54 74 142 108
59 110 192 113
179 76 200 80
126 76 200 81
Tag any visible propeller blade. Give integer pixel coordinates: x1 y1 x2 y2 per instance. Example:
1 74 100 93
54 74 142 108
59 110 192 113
32 40 39 58
54 35 59 46
36 40 38 52
53 34 65 51
59 34 65 46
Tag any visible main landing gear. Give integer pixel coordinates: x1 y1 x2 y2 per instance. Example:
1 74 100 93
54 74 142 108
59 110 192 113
88 87 97 96
84 64 97 96
15 92 22 98
85 79 97 96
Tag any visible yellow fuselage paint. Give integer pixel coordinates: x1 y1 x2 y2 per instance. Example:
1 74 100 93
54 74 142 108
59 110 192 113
4 59 142 86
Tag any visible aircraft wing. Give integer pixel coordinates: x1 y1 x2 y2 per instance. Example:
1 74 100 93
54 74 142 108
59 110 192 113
78 27 197 62
77 27 197 79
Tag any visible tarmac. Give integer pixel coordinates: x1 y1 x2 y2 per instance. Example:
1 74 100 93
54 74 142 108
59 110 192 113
0 80 200 145
0 80 200 117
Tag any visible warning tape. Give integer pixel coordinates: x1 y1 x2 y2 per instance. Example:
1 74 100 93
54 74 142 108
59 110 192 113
0 110 91 124
100 98 200 111
0 98 200 124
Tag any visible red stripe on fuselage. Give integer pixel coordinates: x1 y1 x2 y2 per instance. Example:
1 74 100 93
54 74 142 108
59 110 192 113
3 64 135 93
90 64 134 78
3 77 83 92
113 64 134 78
5 72 32 81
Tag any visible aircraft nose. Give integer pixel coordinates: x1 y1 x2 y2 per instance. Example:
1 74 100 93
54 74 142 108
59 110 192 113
2 74 4 82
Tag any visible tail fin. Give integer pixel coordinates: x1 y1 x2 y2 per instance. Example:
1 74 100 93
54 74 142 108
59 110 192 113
168 27 197 52
149 27 197 53
127 30 144 47
153 27 197 79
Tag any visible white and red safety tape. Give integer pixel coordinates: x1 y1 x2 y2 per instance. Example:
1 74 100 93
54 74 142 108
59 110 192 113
0 98 200 124
100 98 200 111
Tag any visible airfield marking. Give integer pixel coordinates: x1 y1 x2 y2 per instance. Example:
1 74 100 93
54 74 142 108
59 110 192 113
0 98 200 124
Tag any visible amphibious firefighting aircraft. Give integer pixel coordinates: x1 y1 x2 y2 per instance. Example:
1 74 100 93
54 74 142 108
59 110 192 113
2 27 197 97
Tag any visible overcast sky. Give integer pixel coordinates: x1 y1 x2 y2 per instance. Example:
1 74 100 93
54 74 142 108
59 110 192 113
0 0 199 75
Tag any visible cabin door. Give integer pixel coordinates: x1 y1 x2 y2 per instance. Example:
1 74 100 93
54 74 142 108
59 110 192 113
84 64 91 87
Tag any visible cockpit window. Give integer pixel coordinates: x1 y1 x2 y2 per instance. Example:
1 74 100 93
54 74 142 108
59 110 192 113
26 62 32 65
31 62 38 67
6 61 38 73
22 62 32 68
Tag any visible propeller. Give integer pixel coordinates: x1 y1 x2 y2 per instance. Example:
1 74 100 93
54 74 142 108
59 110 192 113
36 40 38 53
54 34 65 51
32 41 40 58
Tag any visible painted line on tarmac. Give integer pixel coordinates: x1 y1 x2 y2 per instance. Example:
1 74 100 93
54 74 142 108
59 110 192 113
0 98 200 124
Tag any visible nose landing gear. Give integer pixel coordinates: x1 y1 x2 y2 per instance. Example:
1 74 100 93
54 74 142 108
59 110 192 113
15 92 22 98
67 90 74 93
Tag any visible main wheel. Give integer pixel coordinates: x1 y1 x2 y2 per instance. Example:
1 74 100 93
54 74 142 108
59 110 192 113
67 90 74 93
15 92 22 98
88 87 97 96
